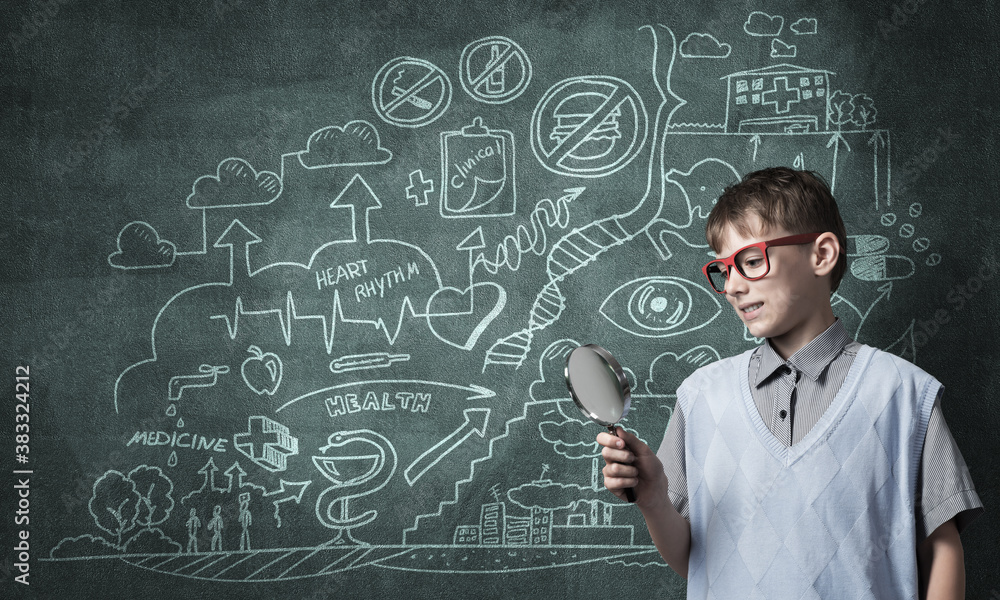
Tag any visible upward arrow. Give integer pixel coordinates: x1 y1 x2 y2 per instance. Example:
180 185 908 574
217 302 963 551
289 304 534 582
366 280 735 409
224 461 266 494
330 173 383 244
263 480 312 528
198 456 222 493
458 227 487 292
214 219 262 280
857 282 893 338
748 134 762 162
404 407 490 486
221 461 243 494
867 131 889 209
826 133 852 194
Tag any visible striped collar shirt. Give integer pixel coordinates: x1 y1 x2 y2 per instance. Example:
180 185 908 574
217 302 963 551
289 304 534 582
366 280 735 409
750 318 860 446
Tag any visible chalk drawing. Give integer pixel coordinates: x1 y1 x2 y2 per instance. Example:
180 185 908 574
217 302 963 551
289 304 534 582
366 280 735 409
297 120 393 169
531 75 648 178
233 416 299 473
663 157 741 230
238 493 252 551
168 365 230 402
485 23 685 369
185 508 200 553
599 276 722 338
679 32 732 58
459 35 532 104
313 429 397 544
262 479 311 528
771 38 797 58
114 204 445 414
208 505 224 551
475 188 582 275
426 280 507 350
869 131 890 208
847 234 890 257
851 254 915 281
744 11 784 36
64 11 938 582
405 408 490 485
372 56 452 128
424 228 508 350
108 221 177 270
405 169 434 207
722 64 833 134
440 117 516 218
790 18 818 35
827 131 852 193
644 345 720 396
50 466 180 554
240 346 283 396
329 352 411 374
186 157 282 209
276 379 496 414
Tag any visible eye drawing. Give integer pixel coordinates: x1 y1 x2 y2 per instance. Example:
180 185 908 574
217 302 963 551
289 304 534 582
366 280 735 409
599 276 721 337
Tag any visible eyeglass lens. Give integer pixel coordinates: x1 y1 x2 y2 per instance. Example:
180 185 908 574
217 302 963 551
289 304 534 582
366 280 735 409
706 246 769 292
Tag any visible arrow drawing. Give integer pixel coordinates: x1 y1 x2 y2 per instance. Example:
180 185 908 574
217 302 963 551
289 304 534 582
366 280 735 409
404 407 490 485
263 480 312 528
276 379 496 413
214 219 262 280
459 227 486 293
748 134 761 162
867 130 888 209
826 132 851 194
181 457 224 504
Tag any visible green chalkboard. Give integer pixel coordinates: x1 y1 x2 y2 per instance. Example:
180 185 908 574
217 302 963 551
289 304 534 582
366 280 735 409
2 0 997 597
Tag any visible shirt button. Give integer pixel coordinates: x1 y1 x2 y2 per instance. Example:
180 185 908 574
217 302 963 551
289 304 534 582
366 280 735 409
779 410 788 419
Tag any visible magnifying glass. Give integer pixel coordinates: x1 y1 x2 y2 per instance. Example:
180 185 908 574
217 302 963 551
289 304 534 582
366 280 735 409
564 344 636 503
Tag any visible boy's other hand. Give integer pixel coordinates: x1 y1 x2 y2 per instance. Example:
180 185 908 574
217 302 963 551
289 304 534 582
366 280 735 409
597 427 670 510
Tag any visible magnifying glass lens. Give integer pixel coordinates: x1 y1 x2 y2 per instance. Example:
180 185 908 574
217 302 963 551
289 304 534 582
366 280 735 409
565 344 636 503
566 349 625 424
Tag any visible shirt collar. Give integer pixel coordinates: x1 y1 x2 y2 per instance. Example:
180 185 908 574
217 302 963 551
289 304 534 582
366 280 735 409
753 319 854 387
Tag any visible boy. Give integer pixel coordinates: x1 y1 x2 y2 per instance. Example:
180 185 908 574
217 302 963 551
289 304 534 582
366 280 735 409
598 167 982 599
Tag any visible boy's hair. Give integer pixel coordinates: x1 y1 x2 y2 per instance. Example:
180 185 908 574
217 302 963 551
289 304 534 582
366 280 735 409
705 167 848 292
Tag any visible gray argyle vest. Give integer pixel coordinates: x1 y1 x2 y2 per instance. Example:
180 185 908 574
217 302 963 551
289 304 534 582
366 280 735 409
676 345 939 599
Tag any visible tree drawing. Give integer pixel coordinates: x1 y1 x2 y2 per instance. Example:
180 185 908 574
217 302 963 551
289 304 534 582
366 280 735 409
852 94 877 130
128 465 175 528
828 90 855 130
89 471 141 548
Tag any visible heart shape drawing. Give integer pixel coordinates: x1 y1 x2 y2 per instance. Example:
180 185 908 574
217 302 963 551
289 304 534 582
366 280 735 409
425 282 506 350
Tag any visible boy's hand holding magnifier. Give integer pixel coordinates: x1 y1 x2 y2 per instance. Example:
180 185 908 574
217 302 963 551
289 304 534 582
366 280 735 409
565 345 669 508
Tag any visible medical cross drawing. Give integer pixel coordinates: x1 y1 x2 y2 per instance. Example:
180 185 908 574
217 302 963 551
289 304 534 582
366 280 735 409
762 77 801 113
722 64 833 133
233 416 299 473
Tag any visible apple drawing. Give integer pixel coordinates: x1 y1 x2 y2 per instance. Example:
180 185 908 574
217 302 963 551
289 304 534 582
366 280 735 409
241 345 283 396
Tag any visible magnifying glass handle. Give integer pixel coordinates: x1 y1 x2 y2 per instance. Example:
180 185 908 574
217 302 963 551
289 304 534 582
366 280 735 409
607 425 636 503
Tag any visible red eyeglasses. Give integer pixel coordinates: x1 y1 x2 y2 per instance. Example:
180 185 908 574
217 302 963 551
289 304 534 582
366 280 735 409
701 233 822 293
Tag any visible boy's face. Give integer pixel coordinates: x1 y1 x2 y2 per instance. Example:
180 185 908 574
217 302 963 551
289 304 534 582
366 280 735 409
714 215 834 357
